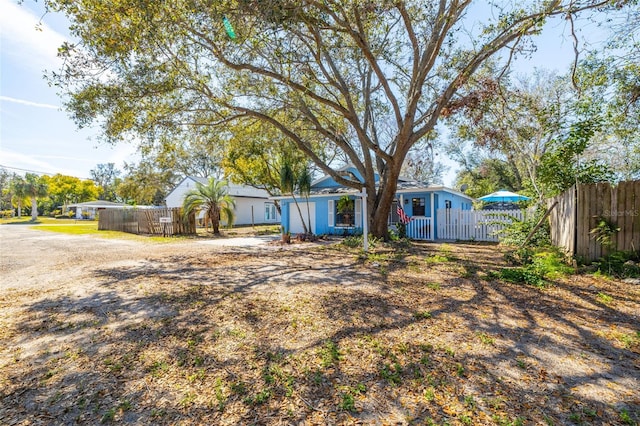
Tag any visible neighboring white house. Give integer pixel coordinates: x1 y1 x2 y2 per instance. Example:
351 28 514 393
65 200 138 219
164 176 280 226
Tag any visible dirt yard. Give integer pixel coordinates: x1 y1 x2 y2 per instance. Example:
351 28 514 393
1 225 638 425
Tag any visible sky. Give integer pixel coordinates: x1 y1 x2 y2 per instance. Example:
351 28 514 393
0 0 607 185
0 0 137 180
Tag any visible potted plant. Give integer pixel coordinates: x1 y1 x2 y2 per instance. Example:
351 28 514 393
281 226 291 244
336 195 354 226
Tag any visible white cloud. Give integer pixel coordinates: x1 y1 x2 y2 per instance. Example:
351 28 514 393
0 0 68 70
0 96 59 110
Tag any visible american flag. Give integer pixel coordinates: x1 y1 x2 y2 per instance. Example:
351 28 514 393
396 202 411 224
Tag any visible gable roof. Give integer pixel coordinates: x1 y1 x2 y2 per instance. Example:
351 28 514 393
310 164 361 187
272 167 474 201
165 176 271 201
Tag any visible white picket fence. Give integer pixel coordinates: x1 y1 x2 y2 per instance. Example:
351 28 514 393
436 209 525 242
406 217 433 240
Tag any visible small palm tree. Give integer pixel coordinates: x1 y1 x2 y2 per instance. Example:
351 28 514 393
24 174 48 221
298 165 313 235
280 160 308 234
10 176 27 218
182 178 235 234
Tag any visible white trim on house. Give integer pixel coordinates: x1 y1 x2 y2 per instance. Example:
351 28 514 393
395 185 474 201
328 199 335 227
270 191 360 201
270 186 474 202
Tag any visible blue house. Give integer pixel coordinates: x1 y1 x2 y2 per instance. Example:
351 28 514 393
272 165 473 240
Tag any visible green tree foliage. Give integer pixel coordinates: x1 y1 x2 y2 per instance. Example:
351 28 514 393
0 168 14 212
90 163 121 201
139 129 225 179
182 178 235 234
222 119 310 208
49 0 628 237
9 175 28 218
42 174 100 213
116 160 179 206
446 71 573 201
537 120 614 196
575 8 640 179
454 158 521 200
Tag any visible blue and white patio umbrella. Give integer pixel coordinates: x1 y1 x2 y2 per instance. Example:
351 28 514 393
478 190 530 203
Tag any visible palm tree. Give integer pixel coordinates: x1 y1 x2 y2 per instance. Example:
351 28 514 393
182 178 235 235
10 176 27 218
280 160 308 234
298 165 313 235
24 173 49 221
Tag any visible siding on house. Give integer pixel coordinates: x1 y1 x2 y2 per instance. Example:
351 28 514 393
224 197 275 226
275 166 474 236
165 177 280 226
280 190 472 236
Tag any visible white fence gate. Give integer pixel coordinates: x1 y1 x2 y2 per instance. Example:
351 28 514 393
436 209 526 242
406 217 433 240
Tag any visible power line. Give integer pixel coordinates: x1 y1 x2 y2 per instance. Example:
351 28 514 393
0 164 91 180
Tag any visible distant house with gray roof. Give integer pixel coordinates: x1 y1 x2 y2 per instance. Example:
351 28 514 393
164 176 280 226
66 200 151 220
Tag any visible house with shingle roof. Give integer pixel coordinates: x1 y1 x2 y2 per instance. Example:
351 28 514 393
164 177 280 226
271 165 473 239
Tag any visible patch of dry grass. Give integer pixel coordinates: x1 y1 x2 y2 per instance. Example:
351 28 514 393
1 241 639 425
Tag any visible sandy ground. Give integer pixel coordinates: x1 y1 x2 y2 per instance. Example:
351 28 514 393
1 224 639 425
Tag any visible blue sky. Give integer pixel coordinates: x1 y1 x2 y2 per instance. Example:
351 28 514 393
0 1 606 185
0 0 137 180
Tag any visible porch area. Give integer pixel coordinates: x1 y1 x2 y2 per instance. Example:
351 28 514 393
391 209 526 242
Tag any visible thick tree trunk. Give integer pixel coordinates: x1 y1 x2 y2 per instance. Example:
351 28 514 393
370 163 403 239
31 197 38 221
212 207 220 234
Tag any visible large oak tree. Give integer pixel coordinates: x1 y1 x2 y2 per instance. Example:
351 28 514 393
48 0 624 237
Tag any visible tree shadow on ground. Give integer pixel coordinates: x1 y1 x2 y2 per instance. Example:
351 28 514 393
1 243 638 425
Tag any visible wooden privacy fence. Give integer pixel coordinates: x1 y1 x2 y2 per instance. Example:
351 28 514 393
436 209 526 242
549 181 640 261
98 207 196 236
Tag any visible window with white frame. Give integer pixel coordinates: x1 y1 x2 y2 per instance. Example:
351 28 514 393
388 200 399 224
412 197 426 216
335 196 355 227
264 203 277 221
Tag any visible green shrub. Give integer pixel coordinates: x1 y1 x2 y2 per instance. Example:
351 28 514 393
500 208 551 248
593 251 640 278
341 234 381 249
342 235 363 248
499 249 572 288
590 217 620 249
